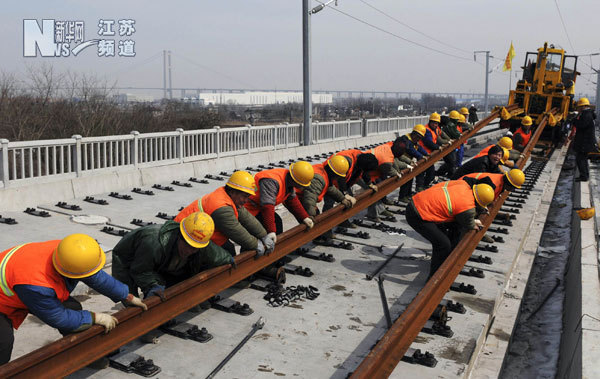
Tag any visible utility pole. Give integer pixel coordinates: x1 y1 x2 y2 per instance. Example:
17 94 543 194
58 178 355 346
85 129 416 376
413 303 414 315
474 51 491 115
163 50 167 100
168 50 173 100
302 0 311 146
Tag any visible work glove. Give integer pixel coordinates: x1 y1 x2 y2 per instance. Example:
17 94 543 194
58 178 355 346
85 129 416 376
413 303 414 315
407 164 415 172
256 239 266 257
123 294 148 311
266 232 277 244
396 172 403 180
146 285 167 302
474 219 484 230
344 194 357 206
303 217 314 229
341 198 353 208
93 312 118 334
368 183 378 192
261 234 276 253
412 157 418 164
519 153 525 160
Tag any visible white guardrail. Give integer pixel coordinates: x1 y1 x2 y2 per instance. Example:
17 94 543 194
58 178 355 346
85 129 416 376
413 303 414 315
0 113 488 188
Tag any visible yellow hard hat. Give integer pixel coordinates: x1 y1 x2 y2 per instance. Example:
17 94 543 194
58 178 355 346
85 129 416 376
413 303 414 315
180 212 215 248
429 112 441 123
327 155 350 177
53 234 106 279
577 97 590 107
522 116 533 126
498 136 513 150
505 168 525 188
449 110 461 120
473 183 495 207
501 148 509 163
413 124 427 137
460 107 469 116
289 161 314 187
226 171 256 196
576 207 595 220
458 114 466 123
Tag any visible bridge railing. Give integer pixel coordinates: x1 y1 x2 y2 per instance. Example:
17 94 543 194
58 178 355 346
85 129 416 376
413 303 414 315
0 115 439 188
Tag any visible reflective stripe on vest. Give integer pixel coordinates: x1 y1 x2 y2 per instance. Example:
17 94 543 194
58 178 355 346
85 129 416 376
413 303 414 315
442 182 453 216
0 244 26 296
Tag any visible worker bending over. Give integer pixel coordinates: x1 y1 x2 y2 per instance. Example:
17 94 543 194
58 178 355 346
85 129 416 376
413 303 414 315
0 234 147 365
451 145 504 179
435 110 462 178
405 181 495 278
397 124 434 202
245 162 315 241
175 171 272 257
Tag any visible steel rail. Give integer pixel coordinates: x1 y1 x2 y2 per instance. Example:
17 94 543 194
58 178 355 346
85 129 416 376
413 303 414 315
0 107 510 378
351 109 554 378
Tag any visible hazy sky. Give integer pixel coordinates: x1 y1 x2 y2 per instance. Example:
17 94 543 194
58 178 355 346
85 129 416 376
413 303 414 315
2 0 599 97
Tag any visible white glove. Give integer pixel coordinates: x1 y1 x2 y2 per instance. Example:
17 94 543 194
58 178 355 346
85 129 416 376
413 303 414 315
93 312 118 333
412 157 418 164
256 239 266 256
123 294 148 311
266 232 277 244
261 234 276 253
303 217 314 229
407 164 414 172
344 194 357 206
474 219 484 229
368 183 378 192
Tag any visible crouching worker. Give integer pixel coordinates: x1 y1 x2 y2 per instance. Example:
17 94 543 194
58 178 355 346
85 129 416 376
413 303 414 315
405 181 495 278
175 171 272 257
0 234 147 365
112 212 233 300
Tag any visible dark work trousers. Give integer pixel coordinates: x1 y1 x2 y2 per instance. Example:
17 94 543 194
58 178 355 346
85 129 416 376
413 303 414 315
399 180 413 200
255 212 284 235
436 151 457 178
576 151 589 180
222 240 237 257
456 145 465 166
416 166 436 189
0 296 82 364
405 202 452 279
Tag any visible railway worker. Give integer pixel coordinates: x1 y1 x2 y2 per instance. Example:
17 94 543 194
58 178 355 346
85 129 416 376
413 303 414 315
512 116 533 152
473 137 516 168
112 212 233 301
455 113 472 166
469 104 479 124
418 112 447 154
0 234 148 365
298 155 354 217
572 97 598 182
405 181 495 278
436 110 462 178
244 161 315 240
450 145 504 180
397 124 434 202
175 171 272 257
461 169 525 199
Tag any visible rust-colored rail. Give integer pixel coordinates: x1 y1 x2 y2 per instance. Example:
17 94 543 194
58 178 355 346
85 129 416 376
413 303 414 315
0 107 510 378
351 109 554 378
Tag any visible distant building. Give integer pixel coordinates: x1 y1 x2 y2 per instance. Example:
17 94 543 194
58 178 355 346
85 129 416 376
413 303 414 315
196 91 333 106
114 93 155 103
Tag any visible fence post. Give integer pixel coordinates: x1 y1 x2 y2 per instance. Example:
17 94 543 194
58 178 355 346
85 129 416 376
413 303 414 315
214 126 221 158
347 120 351 137
284 123 289 148
176 128 184 163
0 139 9 188
377 119 381 134
131 131 139 167
313 121 318 144
362 118 368 137
246 125 252 154
71 135 82 177
273 125 277 150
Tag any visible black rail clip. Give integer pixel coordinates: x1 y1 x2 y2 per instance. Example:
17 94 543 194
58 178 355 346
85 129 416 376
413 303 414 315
160 321 213 343
402 348 438 368
24 208 50 217
156 212 175 220
204 174 225 181
56 202 81 211
132 188 154 196
491 235 505 243
84 196 108 205
422 319 454 338
312 238 353 250
440 299 466 314
450 282 477 295
476 244 498 253
152 184 174 191
109 351 161 377
0 215 17 225
492 218 513 227
219 171 229 176
171 180 192 188
488 227 509 235
189 177 209 184
109 192 133 200
460 267 485 278
283 264 314 277
131 219 156 227
210 297 254 316
469 254 493 264
335 227 371 239
300 250 335 262
101 226 128 237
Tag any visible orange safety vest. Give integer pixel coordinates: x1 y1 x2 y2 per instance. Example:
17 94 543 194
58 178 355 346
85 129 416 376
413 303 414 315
418 125 438 154
461 172 504 198
0 241 70 329
245 168 290 216
412 180 476 223
368 144 395 181
514 127 532 147
473 144 495 160
175 187 239 246
334 149 362 180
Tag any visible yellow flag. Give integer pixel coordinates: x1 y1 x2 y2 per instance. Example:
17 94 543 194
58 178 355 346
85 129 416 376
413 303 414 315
502 42 516 72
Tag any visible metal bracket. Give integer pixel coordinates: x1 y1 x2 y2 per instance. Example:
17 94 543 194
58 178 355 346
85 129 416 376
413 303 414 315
132 188 154 196
476 244 498 253
312 238 353 250
84 196 108 205
492 218 513 227
353 219 406 234
335 227 370 239
421 319 454 338
450 282 477 295
401 348 437 368
0 215 17 225
298 249 335 262
152 184 174 191
460 267 485 278
491 235 505 243
210 297 254 316
283 264 314 277
487 226 509 234
156 212 175 221
131 219 156 227
189 177 209 184
108 351 161 377
101 226 128 237
440 299 466 314
55 202 81 211
160 321 213 343
204 174 225 181
468 254 493 264
171 180 192 187
24 208 50 217
109 192 132 200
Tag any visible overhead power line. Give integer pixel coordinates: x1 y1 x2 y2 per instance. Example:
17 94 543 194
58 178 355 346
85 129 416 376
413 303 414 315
315 0 473 62
554 0 576 54
171 52 257 89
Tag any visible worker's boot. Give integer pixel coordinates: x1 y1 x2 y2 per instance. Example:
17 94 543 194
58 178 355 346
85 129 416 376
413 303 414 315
381 196 394 205
481 234 494 243
340 219 357 229
397 196 411 204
